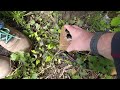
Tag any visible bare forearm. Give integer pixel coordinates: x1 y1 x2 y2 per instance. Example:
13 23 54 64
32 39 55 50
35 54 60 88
97 33 115 60
64 25 115 60
87 32 115 60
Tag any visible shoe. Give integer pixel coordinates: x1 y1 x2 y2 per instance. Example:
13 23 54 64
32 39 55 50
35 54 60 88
0 55 11 79
0 21 32 52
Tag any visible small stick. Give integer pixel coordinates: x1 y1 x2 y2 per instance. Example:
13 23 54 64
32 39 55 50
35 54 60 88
63 51 76 62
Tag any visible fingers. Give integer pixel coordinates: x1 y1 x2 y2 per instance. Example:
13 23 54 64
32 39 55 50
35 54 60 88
64 25 82 34
64 25 76 34
66 43 74 52
66 41 76 52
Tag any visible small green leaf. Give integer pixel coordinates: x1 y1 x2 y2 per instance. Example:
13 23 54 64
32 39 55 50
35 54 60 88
31 73 38 79
105 75 113 79
111 16 120 26
34 32 38 37
36 60 40 65
19 52 27 62
77 19 84 27
46 56 52 62
76 59 84 65
35 23 40 30
36 37 41 41
58 29 61 33
23 77 30 79
30 19 35 25
47 43 54 49
31 50 38 54
69 20 76 24
80 71 87 76
10 53 20 61
26 23 31 29
113 27 120 32
23 30 29 35
72 75 80 79
50 29 54 32
54 24 59 30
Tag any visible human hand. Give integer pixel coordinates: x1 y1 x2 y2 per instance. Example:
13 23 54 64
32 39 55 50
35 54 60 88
64 25 94 52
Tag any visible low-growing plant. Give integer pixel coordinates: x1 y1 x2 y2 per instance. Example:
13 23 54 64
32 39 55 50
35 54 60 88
0 11 119 79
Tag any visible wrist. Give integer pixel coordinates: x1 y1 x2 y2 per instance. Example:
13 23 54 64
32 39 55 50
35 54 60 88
85 32 94 51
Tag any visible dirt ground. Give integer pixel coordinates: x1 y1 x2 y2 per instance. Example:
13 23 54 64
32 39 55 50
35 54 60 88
60 11 97 19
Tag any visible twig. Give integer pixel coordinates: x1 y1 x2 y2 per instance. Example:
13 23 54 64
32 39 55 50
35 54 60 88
63 51 76 62
92 71 98 79
24 12 33 16
83 52 91 61
45 74 53 79
50 50 61 62
8 65 22 76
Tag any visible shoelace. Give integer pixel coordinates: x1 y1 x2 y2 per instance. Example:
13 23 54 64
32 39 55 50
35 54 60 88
0 21 15 44
0 28 16 44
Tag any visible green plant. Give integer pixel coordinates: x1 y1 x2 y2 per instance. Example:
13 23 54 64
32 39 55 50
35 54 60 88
3 11 69 79
0 11 119 79
11 11 26 26
110 15 120 32
88 56 114 74
0 11 26 26
6 51 38 79
111 16 120 27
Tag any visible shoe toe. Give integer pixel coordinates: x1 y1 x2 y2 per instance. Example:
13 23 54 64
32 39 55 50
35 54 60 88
0 56 11 79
